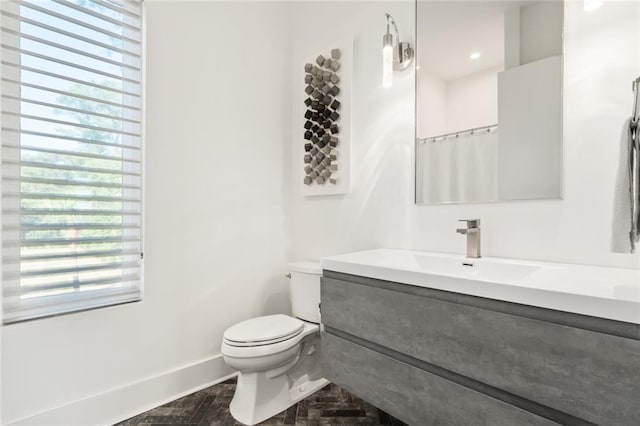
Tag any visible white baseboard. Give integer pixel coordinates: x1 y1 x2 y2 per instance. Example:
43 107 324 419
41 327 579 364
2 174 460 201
6 354 236 426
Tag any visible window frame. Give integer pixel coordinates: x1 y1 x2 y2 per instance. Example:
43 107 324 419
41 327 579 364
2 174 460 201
0 0 146 324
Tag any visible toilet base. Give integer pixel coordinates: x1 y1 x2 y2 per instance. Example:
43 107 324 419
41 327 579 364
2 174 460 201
223 322 327 425
229 372 329 425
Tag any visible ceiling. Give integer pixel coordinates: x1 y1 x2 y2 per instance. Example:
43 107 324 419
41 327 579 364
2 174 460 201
416 1 533 81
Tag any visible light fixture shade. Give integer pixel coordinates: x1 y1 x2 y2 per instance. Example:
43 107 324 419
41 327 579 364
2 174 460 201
382 33 393 88
382 13 413 88
584 0 603 12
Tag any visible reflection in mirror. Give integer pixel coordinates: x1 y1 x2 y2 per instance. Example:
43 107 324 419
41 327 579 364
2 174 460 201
415 0 563 205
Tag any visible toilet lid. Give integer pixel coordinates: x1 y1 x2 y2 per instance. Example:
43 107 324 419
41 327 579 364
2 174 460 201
223 314 304 345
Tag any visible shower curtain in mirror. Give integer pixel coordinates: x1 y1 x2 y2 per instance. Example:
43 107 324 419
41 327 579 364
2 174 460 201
418 130 498 204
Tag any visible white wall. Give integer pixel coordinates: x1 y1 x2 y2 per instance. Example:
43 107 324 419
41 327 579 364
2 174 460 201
417 65 499 137
288 0 640 270
1 2 291 424
498 56 563 200
505 1 564 68
416 71 446 138
287 1 416 262
445 66 500 132
520 1 564 65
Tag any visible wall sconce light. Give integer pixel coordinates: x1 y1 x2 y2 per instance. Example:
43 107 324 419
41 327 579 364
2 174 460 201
382 13 414 88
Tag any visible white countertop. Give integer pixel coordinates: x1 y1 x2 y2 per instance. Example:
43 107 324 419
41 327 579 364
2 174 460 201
321 249 640 324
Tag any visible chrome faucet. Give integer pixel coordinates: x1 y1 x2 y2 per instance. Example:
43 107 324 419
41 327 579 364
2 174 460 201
456 219 481 258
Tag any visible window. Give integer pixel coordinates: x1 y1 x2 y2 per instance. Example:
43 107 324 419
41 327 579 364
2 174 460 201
1 0 143 323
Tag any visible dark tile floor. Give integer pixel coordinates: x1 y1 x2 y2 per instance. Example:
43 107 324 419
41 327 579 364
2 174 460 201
115 377 407 426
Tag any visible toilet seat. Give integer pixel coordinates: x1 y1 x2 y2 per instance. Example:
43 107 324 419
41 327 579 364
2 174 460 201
223 314 304 347
222 321 319 359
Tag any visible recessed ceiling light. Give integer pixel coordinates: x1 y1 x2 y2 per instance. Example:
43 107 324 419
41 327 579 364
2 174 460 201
584 0 603 12
416 65 421 70
470 52 481 60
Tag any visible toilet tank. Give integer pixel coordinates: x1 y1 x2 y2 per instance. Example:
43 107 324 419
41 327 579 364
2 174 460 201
288 261 322 323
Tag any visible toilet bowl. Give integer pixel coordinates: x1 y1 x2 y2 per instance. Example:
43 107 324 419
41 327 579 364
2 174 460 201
221 262 329 425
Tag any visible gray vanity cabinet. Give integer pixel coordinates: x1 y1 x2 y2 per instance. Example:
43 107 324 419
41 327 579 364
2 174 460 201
323 332 558 426
320 271 640 426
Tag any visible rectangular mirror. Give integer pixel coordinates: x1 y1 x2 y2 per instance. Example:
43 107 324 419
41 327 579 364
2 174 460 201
415 0 564 205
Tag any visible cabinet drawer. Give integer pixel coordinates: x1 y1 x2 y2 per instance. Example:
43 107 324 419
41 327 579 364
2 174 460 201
321 275 640 426
322 331 559 426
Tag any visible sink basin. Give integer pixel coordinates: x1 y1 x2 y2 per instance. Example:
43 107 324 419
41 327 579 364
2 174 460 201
323 249 544 283
412 254 540 282
321 249 640 324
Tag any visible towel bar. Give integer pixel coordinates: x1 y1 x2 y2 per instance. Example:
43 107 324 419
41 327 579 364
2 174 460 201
632 77 640 130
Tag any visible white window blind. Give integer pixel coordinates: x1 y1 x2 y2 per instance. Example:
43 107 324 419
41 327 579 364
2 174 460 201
1 0 143 323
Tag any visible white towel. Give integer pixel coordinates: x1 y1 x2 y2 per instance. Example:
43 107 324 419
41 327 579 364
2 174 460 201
611 118 638 253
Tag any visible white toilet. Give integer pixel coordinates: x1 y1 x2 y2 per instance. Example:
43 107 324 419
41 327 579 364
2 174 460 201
221 262 329 425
